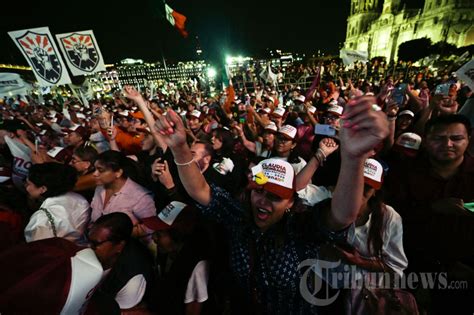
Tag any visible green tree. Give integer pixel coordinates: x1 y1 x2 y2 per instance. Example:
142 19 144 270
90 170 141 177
397 38 432 62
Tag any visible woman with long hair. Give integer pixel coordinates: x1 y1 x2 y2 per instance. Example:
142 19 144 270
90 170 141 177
332 158 408 286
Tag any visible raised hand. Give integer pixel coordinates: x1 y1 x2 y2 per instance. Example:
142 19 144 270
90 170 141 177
123 85 143 103
151 158 175 188
107 126 118 141
319 137 339 157
154 109 187 149
339 96 389 158
385 100 400 117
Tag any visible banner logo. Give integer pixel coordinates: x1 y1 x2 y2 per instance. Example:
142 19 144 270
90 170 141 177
58 33 99 72
15 31 63 84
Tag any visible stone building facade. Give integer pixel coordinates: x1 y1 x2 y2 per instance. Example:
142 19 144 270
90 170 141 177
344 0 474 61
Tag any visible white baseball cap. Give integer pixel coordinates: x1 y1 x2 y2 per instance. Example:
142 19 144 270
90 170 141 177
295 95 306 103
272 107 286 118
363 158 384 190
278 125 297 140
251 158 295 199
264 121 278 133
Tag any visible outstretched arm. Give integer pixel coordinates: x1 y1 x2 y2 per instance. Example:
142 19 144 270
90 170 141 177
154 110 211 206
295 138 339 191
234 124 256 153
123 85 168 152
327 96 389 230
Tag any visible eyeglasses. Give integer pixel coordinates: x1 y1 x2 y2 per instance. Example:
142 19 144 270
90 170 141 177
324 115 339 122
276 135 292 142
86 232 114 249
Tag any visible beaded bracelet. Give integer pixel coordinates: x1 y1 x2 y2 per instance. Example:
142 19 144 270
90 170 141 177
174 158 195 167
314 150 326 166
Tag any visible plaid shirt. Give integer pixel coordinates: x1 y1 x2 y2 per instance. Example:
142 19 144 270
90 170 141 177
196 184 348 314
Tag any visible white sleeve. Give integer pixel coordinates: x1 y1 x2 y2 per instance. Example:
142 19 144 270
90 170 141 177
255 141 262 156
114 274 147 309
297 184 332 206
184 260 210 304
24 211 55 242
382 206 409 277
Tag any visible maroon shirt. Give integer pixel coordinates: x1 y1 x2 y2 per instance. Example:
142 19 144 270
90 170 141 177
385 153 474 262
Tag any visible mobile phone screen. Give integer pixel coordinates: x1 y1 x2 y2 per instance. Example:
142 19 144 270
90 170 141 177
314 124 336 136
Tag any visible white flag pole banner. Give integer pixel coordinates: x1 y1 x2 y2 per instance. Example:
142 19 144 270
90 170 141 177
455 58 474 92
8 27 72 87
55 30 106 76
340 49 369 66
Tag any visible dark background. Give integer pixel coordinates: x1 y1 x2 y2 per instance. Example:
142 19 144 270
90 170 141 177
1 0 352 65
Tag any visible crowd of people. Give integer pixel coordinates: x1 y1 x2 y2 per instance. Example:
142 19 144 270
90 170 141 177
0 58 473 315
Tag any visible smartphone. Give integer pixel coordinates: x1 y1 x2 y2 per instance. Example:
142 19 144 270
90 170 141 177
391 84 406 105
434 83 450 96
314 124 337 136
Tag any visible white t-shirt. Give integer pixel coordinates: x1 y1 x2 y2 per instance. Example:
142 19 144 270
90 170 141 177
112 260 210 309
115 274 147 309
255 141 272 158
347 204 408 278
61 248 104 315
184 260 210 303
4 135 31 191
25 192 90 244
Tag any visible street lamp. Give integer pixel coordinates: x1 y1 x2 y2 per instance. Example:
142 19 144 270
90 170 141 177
207 67 217 79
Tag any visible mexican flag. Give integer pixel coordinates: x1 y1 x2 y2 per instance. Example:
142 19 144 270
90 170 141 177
165 3 189 38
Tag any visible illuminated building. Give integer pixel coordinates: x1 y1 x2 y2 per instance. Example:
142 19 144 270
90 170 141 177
94 59 211 88
344 0 474 61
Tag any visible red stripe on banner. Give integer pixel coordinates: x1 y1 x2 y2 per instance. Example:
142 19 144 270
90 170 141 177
86 42 93 47
65 45 72 49
71 36 77 42
48 47 53 52
26 37 35 46
19 40 30 50
36 35 41 45
43 36 48 48
63 39 72 46
84 36 91 43
171 10 188 38
79 35 84 42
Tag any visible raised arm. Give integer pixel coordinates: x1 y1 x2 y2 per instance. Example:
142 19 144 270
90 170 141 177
327 96 389 230
234 124 256 153
123 85 168 152
295 138 338 191
154 110 211 206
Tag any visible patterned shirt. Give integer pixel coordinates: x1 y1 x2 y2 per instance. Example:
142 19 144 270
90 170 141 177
196 184 348 314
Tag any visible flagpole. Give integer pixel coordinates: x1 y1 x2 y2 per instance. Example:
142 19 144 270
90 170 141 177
160 1 170 81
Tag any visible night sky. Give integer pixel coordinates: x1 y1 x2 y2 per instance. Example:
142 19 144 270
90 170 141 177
0 0 351 65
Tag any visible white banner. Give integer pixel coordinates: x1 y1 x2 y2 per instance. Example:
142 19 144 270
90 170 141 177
455 58 474 92
55 30 106 76
0 73 28 97
340 49 369 66
8 27 72 87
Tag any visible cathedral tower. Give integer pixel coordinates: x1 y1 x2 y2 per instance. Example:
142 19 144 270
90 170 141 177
345 0 380 49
